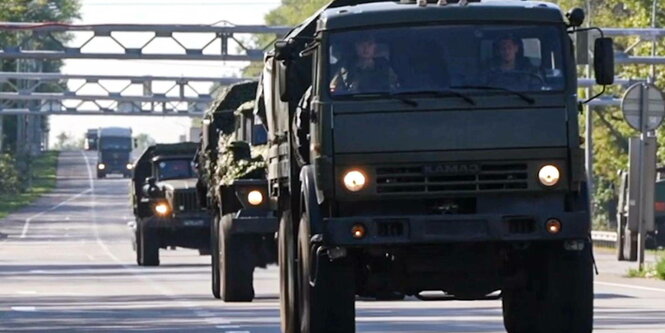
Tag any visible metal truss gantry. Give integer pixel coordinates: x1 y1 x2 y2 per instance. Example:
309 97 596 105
0 22 291 61
0 72 250 116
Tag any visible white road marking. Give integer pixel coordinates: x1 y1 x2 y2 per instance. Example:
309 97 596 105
216 326 241 329
595 281 665 293
16 291 37 295
11 306 36 312
20 188 92 238
79 151 238 327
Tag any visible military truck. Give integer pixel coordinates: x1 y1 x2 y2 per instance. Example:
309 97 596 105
258 0 614 332
617 170 665 259
96 127 134 178
130 142 210 266
85 129 98 151
197 81 277 302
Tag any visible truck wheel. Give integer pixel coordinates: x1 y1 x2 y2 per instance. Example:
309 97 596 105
219 213 255 302
279 209 299 333
211 214 221 299
297 211 355 333
502 241 593 333
135 227 143 265
139 221 160 266
617 216 626 260
623 229 638 261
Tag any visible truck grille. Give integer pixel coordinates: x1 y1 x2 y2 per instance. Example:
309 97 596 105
376 163 528 194
174 190 200 213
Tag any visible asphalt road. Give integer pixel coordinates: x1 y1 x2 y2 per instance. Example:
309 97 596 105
1 150 664 332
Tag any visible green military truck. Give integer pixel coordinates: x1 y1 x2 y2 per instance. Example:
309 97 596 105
130 142 211 266
197 81 278 302
257 0 614 332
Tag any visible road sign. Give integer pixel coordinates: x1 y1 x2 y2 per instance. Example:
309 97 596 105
621 83 665 132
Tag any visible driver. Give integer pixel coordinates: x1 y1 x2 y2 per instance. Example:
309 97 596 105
330 33 398 94
486 35 541 90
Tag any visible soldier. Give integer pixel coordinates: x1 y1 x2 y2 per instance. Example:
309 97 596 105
330 33 398 94
486 34 543 90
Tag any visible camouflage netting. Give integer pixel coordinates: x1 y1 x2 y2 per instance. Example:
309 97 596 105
215 140 266 186
201 80 260 189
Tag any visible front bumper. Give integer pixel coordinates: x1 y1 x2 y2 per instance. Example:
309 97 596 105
228 210 278 235
323 211 589 246
143 214 211 229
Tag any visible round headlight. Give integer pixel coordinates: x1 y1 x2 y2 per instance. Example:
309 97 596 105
538 165 560 187
126 163 134 170
154 202 171 216
343 170 366 192
247 190 264 206
97 163 106 170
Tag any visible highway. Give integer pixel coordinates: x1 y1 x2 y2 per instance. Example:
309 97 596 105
1 151 664 332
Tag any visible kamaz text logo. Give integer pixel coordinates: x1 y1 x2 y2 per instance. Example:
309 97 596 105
423 164 481 175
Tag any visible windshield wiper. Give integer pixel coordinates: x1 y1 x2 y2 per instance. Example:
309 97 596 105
393 89 476 105
346 92 418 107
451 85 535 105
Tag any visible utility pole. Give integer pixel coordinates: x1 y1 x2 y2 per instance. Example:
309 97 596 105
584 0 594 217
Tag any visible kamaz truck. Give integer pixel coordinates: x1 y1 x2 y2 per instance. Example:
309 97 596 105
96 127 134 178
258 1 614 332
197 81 277 302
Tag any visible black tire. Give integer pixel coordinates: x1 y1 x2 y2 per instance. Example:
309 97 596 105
219 213 255 302
279 209 299 333
617 216 626 261
297 211 355 333
624 229 638 261
502 241 593 333
139 221 160 266
135 227 143 266
211 213 221 299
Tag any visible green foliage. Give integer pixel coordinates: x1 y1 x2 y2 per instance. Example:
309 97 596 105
0 151 59 219
657 256 665 280
0 154 20 195
548 0 665 227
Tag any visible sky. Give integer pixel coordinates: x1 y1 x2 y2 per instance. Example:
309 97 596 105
49 0 282 147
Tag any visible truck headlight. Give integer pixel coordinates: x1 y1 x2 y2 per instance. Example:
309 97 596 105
247 190 264 206
98 163 106 170
126 163 134 170
153 202 171 216
538 165 560 187
343 169 366 192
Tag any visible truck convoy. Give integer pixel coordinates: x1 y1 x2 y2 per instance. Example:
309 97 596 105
197 81 278 302
96 127 134 178
197 0 614 332
130 142 210 266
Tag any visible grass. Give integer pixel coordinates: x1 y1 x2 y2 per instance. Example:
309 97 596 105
626 256 665 280
0 151 59 219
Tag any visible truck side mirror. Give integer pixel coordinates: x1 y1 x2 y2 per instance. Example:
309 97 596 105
594 37 614 85
278 61 290 102
146 177 156 186
274 39 294 61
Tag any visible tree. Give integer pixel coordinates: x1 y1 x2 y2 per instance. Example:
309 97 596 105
0 0 81 154
134 133 156 152
548 0 665 227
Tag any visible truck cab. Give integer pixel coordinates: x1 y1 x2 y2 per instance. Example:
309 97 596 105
96 127 134 178
263 1 614 332
130 142 210 266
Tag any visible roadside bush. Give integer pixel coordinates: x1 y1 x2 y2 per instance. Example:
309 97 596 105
657 257 665 280
0 154 20 194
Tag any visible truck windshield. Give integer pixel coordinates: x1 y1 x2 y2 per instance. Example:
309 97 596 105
100 137 131 150
328 24 566 97
157 159 196 180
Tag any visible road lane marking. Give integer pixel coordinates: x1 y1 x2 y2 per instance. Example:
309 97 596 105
80 150 239 328
595 281 665 293
11 306 36 312
20 188 92 238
